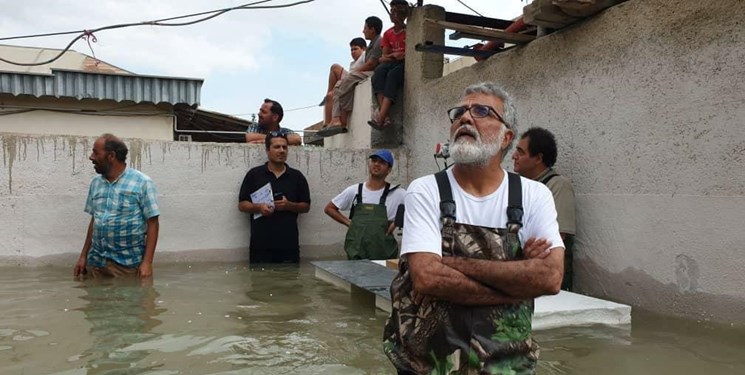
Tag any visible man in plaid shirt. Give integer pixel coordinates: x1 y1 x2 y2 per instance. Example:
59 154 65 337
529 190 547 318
245 99 302 145
73 134 160 278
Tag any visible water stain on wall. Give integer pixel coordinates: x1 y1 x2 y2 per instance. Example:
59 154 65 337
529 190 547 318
200 145 236 172
2 135 17 194
128 140 151 171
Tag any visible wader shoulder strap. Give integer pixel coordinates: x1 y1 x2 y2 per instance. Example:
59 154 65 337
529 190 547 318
349 183 364 220
540 172 559 185
434 171 456 222
356 183 364 205
379 183 391 204
507 172 523 232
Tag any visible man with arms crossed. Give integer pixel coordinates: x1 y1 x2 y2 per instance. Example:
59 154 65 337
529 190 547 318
383 82 564 374
74 134 160 278
246 98 302 145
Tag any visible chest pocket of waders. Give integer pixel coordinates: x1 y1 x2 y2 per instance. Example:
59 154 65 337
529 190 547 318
344 183 400 260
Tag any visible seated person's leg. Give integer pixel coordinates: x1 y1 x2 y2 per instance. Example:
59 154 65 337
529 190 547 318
371 63 394 112
324 64 346 124
375 62 405 126
327 71 367 128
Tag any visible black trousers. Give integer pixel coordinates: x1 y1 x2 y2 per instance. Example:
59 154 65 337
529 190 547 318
249 247 299 264
371 61 405 101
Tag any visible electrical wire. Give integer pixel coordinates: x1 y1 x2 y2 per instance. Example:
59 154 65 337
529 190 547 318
455 0 484 17
0 0 315 67
231 103 318 118
378 0 391 16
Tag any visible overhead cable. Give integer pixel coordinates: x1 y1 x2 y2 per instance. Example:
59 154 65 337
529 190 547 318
455 0 484 17
0 0 315 66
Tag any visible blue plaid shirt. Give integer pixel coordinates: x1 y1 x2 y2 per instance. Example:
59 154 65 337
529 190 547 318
84 168 160 267
245 123 296 135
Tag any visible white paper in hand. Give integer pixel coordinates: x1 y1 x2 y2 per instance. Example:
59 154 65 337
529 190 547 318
250 182 274 219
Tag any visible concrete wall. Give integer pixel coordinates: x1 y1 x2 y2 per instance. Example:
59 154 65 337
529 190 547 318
0 96 174 140
0 134 410 265
325 79 374 149
323 77 405 150
403 0 745 324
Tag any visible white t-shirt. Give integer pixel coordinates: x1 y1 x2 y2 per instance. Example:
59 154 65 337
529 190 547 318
350 51 366 71
401 169 564 256
331 182 406 221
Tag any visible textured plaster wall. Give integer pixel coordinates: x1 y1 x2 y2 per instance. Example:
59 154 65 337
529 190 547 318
403 0 745 324
0 96 174 140
325 79 374 149
0 134 409 265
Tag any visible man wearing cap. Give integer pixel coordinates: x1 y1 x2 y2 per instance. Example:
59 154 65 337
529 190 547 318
324 149 406 260
246 98 302 145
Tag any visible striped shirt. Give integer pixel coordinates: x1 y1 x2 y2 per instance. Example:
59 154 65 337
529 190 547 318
84 168 160 267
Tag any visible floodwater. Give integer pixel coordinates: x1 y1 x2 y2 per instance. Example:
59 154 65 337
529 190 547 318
1 262 744 375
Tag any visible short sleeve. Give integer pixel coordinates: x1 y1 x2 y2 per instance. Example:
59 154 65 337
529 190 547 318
331 184 358 211
521 183 564 250
401 178 442 256
549 178 576 235
84 181 95 215
239 170 256 202
296 172 311 204
385 187 407 221
140 178 160 219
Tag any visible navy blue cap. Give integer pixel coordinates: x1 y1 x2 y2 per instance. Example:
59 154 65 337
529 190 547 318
369 149 394 166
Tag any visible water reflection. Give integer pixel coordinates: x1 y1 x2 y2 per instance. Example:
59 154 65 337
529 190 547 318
223 264 319 368
75 277 165 374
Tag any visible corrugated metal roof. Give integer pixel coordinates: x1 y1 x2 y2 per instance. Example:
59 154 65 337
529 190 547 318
0 68 202 106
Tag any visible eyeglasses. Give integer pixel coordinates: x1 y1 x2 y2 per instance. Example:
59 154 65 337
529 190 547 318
446 104 509 128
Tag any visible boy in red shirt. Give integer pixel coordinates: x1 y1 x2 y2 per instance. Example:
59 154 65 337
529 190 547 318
368 0 409 130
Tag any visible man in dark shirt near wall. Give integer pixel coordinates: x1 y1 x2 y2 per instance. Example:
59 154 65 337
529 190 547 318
238 132 311 263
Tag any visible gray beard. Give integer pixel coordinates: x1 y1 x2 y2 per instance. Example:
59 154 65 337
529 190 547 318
449 125 504 166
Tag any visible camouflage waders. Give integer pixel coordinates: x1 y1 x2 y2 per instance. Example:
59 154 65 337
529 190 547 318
344 183 399 260
384 171 539 375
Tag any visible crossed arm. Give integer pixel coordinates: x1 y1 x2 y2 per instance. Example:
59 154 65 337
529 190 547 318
407 238 564 305
245 132 302 145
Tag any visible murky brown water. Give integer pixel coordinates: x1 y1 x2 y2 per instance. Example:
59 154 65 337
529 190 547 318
1 262 743 375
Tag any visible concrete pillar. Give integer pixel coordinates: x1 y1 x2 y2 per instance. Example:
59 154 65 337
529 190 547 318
405 5 446 83
394 4 447 152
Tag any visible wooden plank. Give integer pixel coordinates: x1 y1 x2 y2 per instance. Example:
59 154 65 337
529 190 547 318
444 11 514 30
424 19 535 44
386 259 399 270
414 42 504 58
450 28 536 41
449 31 512 42
523 0 581 29
553 0 623 18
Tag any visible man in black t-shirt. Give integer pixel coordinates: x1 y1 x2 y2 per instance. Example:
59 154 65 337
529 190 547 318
238 132 311 263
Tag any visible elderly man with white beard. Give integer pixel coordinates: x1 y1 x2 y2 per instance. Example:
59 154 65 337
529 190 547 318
383 82 565 375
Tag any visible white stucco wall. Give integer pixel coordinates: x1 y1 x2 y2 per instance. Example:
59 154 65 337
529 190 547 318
324 79 374 150
0 134 409 265
403 0 745 323
0 96 174 140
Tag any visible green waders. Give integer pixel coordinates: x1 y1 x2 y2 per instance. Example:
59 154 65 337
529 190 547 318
344 183 399 260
